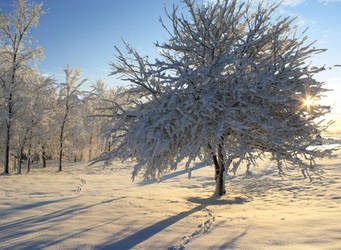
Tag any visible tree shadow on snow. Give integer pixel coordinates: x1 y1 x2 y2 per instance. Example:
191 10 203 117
97 205 205 249
187 195 249 206
98 195 248 249
0 197 74 218
138 162 209 186
217 229 248 249
0 197 125 249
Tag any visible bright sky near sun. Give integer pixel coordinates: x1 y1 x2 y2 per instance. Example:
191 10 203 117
0 0 340 129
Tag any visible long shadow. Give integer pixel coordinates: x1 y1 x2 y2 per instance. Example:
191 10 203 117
0 197 74 217
138 162 209 186
8 220 117 250
0 197 126 248
0 197 125 232
98 196 247 250
40 221 113 249
97 204 205 250
218 229 248 249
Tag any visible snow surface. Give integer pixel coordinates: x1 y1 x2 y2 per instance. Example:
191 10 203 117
0 145 341 249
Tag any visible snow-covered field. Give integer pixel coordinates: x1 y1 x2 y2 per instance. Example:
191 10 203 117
1 146 341 249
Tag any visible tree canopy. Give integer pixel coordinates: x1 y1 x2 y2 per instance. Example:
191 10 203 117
95 0 333 196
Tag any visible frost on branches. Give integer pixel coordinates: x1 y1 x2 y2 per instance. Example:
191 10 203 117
101 0 333 196
0 0 45 174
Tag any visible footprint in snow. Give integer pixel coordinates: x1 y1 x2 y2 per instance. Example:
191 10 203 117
168 208 215 250
75 178 87 193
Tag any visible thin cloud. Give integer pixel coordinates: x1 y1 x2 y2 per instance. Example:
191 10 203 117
319 0 341 4
281 0 306 6
205 0 306 7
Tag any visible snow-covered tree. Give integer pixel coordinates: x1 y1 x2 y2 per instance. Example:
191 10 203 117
31 75 57 170
101 0 333 196
83 80 109 160
55 64 87 171
14 71 54 173
94 86 129 155
0 0 44 174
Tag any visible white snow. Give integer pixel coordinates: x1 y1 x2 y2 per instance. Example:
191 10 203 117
0 144 340 249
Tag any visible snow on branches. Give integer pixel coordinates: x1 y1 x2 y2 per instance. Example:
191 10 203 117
102 0 333 195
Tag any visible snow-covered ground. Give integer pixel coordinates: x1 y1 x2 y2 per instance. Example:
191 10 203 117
0 145 341 249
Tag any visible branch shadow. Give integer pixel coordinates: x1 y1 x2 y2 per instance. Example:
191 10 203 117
98 195 248 249
138 162 209 186
217 229 248 249
187 195 249 206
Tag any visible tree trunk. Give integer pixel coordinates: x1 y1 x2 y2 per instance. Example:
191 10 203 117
88 134 93 160
58 119 66 172
214 144 225 196
108 140 111 152
42 154 47 168
27 157 31 172
212 144 233 197
4 122 10 174
4 54 16 174
27 141 32 172
4 93 13 174
59 142 63 172
41 145 47 168
17 145 24 175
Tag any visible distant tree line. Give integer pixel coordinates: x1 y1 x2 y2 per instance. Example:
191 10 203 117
0 0 120 174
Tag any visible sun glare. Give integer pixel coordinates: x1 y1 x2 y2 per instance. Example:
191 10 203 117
304 96 314 108
298 93 316 113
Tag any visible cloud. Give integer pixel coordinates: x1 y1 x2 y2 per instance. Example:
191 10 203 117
281 0 306 6
205 0 306 7
319 0 341 4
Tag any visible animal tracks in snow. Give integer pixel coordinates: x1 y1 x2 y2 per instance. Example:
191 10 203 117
75 178 87 193
169 207 215 250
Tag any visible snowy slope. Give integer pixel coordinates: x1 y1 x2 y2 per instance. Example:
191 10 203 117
0 147 340 249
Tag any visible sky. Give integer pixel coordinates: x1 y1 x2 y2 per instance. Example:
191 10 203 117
0 0 340 129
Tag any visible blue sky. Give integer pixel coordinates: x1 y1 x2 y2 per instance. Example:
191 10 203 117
0 0 339 85
0 0 340 125
1 0 176 86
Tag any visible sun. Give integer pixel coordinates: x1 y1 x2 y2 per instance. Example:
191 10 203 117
297 93 316 113
300 95 317 114
304 96 314 108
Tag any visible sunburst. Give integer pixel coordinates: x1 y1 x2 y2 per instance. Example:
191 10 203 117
297 87 316 114
304 96 314 108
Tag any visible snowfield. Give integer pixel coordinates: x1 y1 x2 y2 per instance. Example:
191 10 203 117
1 146 341 249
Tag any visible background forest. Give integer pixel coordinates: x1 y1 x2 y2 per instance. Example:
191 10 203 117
0 0 124 174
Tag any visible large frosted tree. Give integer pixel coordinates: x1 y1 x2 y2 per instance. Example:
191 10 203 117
0 0 44 174
102 0 333 196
